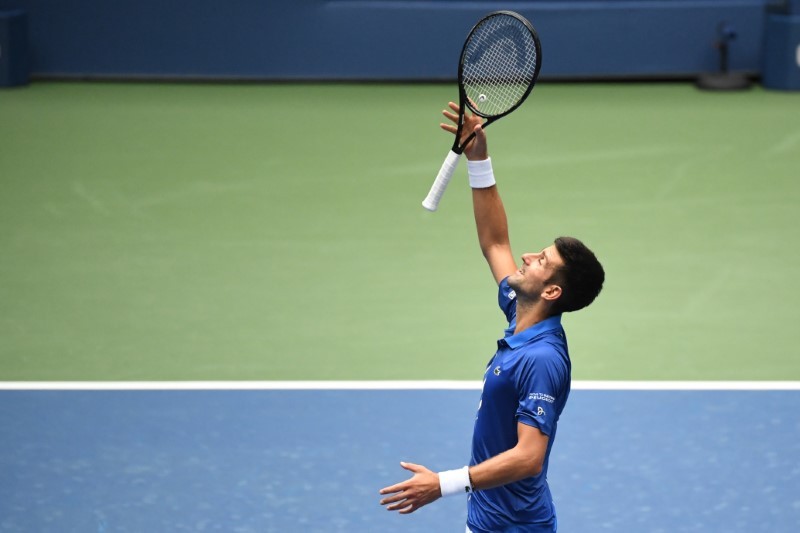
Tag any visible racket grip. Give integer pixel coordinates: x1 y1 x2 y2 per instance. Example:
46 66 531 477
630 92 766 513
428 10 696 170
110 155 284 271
422 150 462 212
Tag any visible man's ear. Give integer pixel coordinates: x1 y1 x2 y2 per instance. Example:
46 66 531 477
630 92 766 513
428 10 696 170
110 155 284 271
542 284 562 302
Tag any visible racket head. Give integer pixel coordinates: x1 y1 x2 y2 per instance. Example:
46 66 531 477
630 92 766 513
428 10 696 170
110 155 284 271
457 11 542 120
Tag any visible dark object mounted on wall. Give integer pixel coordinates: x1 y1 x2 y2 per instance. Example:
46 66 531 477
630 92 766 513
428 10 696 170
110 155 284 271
696 21 754 90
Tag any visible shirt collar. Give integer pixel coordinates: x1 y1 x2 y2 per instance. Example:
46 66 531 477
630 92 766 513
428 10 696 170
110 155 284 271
502 314 562 349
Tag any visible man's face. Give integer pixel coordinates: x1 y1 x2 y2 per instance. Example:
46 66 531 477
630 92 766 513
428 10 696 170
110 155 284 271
507 244 565 300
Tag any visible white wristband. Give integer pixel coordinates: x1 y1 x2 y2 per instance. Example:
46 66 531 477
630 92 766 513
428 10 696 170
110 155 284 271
467 158 496 189
438 466 473 497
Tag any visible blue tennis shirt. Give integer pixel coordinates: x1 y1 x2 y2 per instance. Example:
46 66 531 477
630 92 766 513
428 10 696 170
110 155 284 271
467 277 571 532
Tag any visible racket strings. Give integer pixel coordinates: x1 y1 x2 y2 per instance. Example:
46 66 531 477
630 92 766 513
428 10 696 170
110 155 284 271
462 17 538 117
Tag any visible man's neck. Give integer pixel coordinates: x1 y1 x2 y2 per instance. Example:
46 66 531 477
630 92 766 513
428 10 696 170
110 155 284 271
513 297 553 334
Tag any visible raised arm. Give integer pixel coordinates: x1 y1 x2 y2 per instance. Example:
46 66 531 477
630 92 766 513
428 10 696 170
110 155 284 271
440 103 518 284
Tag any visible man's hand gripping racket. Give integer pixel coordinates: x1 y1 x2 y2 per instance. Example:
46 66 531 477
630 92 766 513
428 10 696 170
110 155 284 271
441 102 488 161
422 11 542 211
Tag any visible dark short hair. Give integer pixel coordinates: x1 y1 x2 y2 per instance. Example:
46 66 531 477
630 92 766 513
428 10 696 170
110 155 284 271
549 236 605 314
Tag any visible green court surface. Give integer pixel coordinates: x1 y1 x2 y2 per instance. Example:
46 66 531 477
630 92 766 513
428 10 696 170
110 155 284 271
1 82 798 381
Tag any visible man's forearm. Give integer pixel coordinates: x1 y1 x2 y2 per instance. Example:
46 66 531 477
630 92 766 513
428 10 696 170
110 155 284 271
468 444 543 492
472 185 511 257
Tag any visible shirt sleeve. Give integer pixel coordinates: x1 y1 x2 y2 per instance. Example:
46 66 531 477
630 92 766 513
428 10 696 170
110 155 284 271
514 350 566 437
497 276 517 323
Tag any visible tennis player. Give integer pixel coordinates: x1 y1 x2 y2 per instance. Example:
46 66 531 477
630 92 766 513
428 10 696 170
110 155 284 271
379 104 605 532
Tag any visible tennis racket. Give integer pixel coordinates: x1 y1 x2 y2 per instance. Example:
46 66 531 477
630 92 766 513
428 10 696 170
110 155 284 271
422 11 542 211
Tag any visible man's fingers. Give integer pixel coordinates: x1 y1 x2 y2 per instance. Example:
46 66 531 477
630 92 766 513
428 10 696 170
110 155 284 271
380 489 416 512
379 462 423 499
400 461 424 473
378 482 405 496
380 492 405 506
386 499 413 512
442 110 459 123
384 494 418 513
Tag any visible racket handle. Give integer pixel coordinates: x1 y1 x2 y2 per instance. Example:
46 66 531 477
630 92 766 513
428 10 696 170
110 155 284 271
422 150 462 212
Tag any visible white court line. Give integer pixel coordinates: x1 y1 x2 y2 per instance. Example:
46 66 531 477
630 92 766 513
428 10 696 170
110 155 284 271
573 381 800 391
0 381 480 391
0 381 799 391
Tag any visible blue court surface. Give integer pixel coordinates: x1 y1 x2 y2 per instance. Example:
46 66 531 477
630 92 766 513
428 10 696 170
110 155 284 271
1 387 798 532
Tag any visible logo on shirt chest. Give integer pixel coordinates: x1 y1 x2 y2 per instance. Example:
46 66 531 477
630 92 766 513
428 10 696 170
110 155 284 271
493 366 501 376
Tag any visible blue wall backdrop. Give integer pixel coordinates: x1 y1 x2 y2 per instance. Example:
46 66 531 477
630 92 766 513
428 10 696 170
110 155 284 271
0 0 779 80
